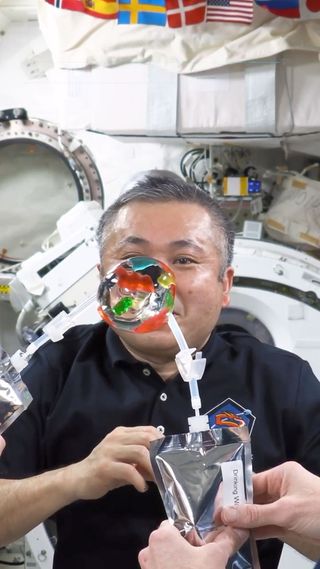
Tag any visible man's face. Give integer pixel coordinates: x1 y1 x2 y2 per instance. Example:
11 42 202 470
100 201 234 358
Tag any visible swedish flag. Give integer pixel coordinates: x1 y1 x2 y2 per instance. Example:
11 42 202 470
118 0 166 25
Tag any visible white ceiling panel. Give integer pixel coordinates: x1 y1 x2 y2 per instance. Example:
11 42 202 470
0 0 38 21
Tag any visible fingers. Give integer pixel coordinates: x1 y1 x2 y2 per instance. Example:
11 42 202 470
249 525 285 541
103 426 162 480
98 426 161 465
74 425 162 499
104 443 154 483
138 522 184 569
158 520 180 534
250 463 295 503
147 521 181 545
109 462 149 493
0 436 6 455
108 445 153 489
138 523 248 569
138 546 148 569
107 426 163 447
109 442 151 465
207 526 248 559
221 501 285 529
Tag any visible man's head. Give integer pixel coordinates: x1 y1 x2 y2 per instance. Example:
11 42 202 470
96 170 235 364
96 171 234 281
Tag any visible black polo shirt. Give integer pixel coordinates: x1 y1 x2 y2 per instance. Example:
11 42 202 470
1 322 320 569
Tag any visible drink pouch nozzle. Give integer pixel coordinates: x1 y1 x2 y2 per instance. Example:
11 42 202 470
167 313 208 432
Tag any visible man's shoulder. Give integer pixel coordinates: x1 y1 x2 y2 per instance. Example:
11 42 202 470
19 322 109 396
27 321 107 367
215 328 305 366
62 321 106 343
213 329 320 394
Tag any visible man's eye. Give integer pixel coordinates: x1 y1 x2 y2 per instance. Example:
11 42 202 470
174 257 195 265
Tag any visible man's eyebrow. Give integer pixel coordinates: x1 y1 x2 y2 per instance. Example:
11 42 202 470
117 236 204 252
169 239 204 252
118 236 149 246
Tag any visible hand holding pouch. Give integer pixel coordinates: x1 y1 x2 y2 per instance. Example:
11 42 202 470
150 426 260 569
0 345 32 434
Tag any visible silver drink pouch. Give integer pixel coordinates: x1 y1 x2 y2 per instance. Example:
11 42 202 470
0 345 33 434
150 426 260 569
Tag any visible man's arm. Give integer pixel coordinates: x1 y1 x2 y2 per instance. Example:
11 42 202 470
221 461 320 561
0 425 160 547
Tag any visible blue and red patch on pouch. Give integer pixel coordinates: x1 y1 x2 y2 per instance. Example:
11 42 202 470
207 398 256 434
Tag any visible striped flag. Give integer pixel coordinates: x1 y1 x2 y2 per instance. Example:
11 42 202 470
255 0 320 18
255 0 299 17
45 0 118 18
165 0 206 26
118 0 167 24
206 0 253 23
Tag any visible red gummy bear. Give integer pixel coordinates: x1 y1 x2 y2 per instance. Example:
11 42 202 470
116 266 155 293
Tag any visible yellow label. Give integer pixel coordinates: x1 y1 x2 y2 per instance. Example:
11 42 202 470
0 284 10 294
240 177 249 196
266 218 286 232
299 232 320 247
223 177 248 196
291 179 306 190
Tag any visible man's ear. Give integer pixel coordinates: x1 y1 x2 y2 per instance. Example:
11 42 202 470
221 266 234 308
97 263 103 277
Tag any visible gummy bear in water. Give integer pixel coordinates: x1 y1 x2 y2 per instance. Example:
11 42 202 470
97 257 176 333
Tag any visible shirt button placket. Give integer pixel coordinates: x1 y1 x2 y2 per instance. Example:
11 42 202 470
157 393 167 434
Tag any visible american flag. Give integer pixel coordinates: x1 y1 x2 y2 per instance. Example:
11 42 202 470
206 0 253 23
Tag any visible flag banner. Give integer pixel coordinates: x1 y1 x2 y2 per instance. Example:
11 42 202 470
206 0 253 23
45 0 118 18
118 0 167 24
255 0 320 18
165 0 206 27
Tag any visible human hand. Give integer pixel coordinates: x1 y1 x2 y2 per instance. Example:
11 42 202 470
220 461 320 560
0 436 5 455
138 521 247 569
65 425 162 500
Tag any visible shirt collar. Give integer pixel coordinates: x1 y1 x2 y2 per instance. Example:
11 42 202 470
105 326 137 367
105 325 228 369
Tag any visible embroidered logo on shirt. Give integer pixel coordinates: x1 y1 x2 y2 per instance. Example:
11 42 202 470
207 398 256 434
